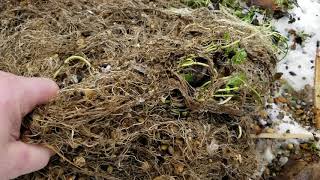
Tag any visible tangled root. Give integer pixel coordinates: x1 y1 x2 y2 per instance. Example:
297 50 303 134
0 0 276 179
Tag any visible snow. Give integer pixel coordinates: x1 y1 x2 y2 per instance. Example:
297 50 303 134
271 0 320 140
256 0 320 172
275 0 320 90
267 104 310 134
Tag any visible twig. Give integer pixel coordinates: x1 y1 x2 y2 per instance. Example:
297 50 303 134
251 133 314 140
315 41 320 128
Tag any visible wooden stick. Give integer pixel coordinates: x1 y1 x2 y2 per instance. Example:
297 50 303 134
315 41 320 128
251 133 314 140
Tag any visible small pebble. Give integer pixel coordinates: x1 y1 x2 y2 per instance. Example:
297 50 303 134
279 157 289 166
283 106 290 112
289 71 297 76
287 143 294 150
259 110 269 119
266 104 272 109
161 144 169 151
302 77 306 80
297 100 302 105
283 150 290 157
301 114 307 120
107 165 113 174
277 112 285 120
266 119 273 126
274 97 288 104
290 100 297 107
285 66 289 70
295 109 304 115
267 97 274 104
298 65 302 68
286 129 290 133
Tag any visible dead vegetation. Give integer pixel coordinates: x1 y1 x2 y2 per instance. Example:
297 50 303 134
0 0 277 179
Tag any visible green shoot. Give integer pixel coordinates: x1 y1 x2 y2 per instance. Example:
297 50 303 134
215 73 262 103
216 87 240 92
220 0 242 10
54 55 92 78
231 48 247 64
222 34 247 65
239 8 257 23
269 29 289 60
182 0 211 8
223 32 231 42
206 42 218 52
179 55 209 68
226 73 246 88
182 73 194 83
310 143 319 152
206 32 247 64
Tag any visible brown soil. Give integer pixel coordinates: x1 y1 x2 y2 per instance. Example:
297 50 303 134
0 0 276 179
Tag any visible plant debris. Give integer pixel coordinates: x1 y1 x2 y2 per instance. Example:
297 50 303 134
0 0 277 179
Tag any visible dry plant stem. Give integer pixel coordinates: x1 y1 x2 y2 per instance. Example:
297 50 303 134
315 41 320 129
251 133 314 140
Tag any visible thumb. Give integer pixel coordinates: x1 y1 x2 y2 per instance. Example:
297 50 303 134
5 141 53 179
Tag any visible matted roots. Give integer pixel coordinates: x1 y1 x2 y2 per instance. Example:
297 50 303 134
0 0 276 179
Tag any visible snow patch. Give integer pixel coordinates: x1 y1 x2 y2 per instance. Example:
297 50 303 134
274 0 320 90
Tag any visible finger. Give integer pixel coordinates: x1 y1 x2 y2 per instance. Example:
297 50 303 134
17 77 59 117
0 71 59 118
5 141 53 179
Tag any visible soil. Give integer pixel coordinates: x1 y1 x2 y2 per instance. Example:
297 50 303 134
0 0 277 179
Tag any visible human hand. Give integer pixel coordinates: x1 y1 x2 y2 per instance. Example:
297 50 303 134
0 71 59 179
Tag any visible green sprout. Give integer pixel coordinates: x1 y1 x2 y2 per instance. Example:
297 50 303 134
222 33 247 64
269 29 289 60
183 73 194 83
53 55 92 78
179 55 209 68
221 0 242 10
205 32 247 64
310 143 318 152
230 47 247 64
214 73 262 103
182 0 211 8
213 73 245 98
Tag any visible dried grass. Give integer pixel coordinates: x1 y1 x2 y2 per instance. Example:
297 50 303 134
0 0 276 179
